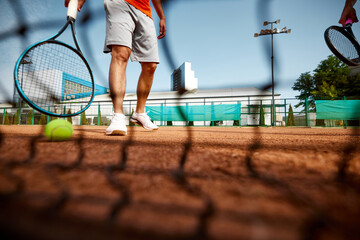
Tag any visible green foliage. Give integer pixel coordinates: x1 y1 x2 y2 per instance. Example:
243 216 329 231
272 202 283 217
67 109 72 124
233 120 240 126
4 111 10 125
26 110 33 125
286 104 295 126
14 109 20 125
292 55 359 109
292 72 315 109
129 109 135 126
81 111 87 125
345 74 360 99
39 114 47 125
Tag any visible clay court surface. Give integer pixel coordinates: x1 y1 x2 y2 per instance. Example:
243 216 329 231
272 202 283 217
0 125 359 240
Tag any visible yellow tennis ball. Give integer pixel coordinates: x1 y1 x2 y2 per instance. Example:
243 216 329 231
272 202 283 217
44 119 73 141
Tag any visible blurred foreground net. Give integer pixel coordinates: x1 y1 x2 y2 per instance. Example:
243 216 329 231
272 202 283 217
0 0 359 240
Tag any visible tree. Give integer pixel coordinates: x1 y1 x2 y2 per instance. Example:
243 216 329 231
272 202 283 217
4 110 10 125
81 111 87 125
341 73 360 99
14 109 20 125
39 114 47 125
26 110 33 125
312 55 350 100
292 72 315 109
292 55 359 109
286 104 295 126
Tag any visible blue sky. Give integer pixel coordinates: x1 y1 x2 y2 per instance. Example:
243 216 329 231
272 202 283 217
0 0 355 103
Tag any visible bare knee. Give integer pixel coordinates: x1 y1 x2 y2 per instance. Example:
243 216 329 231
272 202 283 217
141 62 157 75
111 46 131 63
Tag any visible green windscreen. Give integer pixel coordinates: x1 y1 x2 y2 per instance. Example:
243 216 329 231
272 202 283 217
315 100 360 120
146 103 241 121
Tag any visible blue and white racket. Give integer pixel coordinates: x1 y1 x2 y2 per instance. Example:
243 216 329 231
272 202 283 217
14 0 94 117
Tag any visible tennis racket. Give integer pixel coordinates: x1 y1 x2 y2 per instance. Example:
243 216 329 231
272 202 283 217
14 0 94 117
324 18 360 66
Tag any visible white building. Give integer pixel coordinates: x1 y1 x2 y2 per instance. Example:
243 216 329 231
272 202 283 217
171 62 198 91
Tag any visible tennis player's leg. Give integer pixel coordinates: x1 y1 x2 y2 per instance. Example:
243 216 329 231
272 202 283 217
136 62 157 113
106 45 131 136
127 4 159 130
130 62 159 130
104 0 135 135
109 46 131 114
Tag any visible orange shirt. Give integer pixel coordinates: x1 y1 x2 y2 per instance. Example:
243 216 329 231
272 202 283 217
125 0 152 19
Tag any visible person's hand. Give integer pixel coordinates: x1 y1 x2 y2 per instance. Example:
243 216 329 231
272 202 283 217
64 0 86 12
339 5 359 26
158 18 166 39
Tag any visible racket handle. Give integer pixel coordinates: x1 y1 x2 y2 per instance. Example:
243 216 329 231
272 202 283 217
67 0 78 20
345 18 354 26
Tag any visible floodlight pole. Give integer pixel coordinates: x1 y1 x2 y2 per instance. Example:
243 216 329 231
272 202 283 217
271 23 275 127
254 20 291 126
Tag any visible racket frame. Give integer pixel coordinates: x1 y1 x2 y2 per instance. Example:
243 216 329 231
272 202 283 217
324 24 360 66
14 17 95 117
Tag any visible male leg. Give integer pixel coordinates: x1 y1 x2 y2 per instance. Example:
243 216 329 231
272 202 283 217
105 45 131 135
130 62 159 130
136 62 157 113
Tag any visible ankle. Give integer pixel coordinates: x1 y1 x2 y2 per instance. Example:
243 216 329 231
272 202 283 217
135 111 146 115
114 113 125 117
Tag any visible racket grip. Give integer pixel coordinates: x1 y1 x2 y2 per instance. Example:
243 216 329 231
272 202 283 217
345 18 354 26
67 0 78 20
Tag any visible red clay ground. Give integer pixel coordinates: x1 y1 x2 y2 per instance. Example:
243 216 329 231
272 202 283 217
0 125 359 240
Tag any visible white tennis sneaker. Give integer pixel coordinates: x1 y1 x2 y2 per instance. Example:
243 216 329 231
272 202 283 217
130 112 158 130
106 113 127 136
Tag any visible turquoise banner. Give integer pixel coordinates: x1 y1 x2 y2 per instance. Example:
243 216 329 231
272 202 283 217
315 100 360 120
146 103 241 121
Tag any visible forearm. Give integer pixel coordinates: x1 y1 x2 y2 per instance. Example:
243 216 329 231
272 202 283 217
344 0 357 8
151 0 165 20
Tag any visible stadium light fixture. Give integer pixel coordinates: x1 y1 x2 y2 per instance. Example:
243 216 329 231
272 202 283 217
264 19 280 26
253 19 291 126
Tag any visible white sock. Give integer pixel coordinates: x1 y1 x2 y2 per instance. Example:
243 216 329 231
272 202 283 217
114 113 125 117
135 112 146 116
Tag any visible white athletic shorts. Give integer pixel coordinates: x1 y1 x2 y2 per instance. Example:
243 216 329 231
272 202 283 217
103 0 159 63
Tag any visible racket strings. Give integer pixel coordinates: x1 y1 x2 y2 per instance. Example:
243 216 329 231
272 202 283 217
17 42 93 114
328 28 360 63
